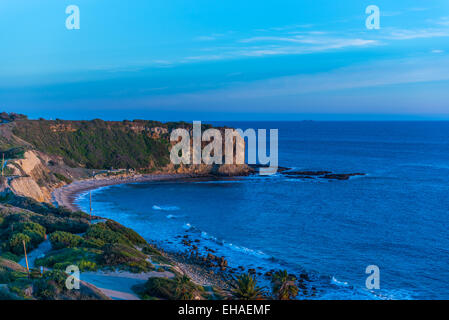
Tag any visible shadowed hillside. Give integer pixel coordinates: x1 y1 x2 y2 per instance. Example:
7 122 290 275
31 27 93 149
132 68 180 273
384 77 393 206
11 119 177 170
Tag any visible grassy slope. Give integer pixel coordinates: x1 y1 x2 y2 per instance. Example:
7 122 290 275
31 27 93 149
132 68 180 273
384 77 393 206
0 194 173 300
12 119 173 170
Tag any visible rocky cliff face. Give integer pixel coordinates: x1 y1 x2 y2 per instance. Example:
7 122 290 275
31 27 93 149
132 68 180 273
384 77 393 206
5 150 62 202
0 145 93 204
3 148 251 204
1 114 252 204
9 177 47 202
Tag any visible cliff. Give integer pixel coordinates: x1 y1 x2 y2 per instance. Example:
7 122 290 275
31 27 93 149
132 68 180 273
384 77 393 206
0 113 251 204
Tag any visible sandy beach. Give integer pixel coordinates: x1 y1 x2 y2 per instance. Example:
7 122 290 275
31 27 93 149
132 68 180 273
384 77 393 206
50 172 233 299
51 173 195 211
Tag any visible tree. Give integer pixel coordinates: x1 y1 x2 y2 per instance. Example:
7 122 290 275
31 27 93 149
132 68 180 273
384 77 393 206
175 275 195 300
271 270 299 300
231 273 266 300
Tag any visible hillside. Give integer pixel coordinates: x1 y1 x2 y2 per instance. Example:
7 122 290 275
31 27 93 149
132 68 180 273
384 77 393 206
0 113 247 300
0 113 250 204
11 118 180 170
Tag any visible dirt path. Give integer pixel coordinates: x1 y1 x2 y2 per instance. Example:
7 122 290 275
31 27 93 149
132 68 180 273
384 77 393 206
19 239 51 269
81 270 175 300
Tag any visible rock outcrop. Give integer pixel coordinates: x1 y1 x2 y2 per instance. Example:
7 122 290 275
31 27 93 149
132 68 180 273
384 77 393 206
1 114 253 204
9 177 47 202
5 150 57 202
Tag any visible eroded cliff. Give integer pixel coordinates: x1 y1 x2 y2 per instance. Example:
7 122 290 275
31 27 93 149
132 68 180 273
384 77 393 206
1 114 251 204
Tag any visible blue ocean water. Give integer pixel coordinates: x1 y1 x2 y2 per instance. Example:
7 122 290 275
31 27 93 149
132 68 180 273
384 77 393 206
76 121 449 299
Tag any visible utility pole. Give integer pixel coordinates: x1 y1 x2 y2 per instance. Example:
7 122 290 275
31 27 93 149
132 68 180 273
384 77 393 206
1 153 3 176
89 191 92 223
23 240 30 277
89 171 95 223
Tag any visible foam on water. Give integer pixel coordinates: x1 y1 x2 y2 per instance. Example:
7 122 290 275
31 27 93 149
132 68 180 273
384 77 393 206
224 243 269 259
73 122 449 299
331 276 349 287
152 205 180 211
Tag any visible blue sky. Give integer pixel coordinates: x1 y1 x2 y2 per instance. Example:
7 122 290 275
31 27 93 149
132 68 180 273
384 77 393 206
0 0 449 120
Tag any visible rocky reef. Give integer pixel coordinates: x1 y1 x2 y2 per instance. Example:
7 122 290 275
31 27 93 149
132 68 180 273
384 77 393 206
249 165 365 181
281 170 365 180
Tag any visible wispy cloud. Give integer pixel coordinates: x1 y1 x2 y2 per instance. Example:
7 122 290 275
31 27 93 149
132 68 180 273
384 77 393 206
238 39 379 57
194 36 217 41
183 20 449 64
409 7 429 12
436 17 449 26
125 56 449 115
384 28 449 40
181 31 380 63
189 57 449 100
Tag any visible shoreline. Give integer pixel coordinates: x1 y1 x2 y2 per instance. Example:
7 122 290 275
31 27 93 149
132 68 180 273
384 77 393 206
50 173 237 296
51 173 197 211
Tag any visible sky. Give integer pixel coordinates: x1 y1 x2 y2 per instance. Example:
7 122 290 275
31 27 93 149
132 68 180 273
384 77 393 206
0 0 449 121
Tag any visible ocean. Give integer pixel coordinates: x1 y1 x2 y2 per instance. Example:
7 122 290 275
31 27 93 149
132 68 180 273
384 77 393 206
76 121 449 299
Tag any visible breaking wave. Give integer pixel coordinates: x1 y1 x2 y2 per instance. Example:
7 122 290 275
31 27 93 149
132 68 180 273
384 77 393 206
152 205 180 211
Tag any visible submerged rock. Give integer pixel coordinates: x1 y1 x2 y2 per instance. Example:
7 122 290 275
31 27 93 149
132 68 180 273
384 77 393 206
322 173 365 180
283 170 331 176
281 169 366 181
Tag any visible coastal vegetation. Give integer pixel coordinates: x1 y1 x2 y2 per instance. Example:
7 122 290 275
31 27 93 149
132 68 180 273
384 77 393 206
0 113 313 300
231 273 266 300
134 275 209 300
35 220 156 273
0 193 163 298
1 192 311 300
270 270 299 300
11 118 172 170
0 261 108 300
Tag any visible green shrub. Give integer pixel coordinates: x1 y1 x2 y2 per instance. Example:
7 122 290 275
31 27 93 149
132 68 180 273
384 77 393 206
0 195 89 235
79 260 97 271
16 222 46 245
0 287 21 300
0 264 27 283
0 252 20 262
35 247 101 272
1 212 30 228
137 276 205 300
103 220 147 246
85 223 130 247
139 277 177 300
33 271 68 300
12 119 173 169
53 173 73 184
82 238 105 249
7 233 31 255
142 245 171 264
4 222 46 254
31 214 89 234
33 279 57 300
100 243 153 273
84 221 147 247
50 231 83 250
6 278 33 299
